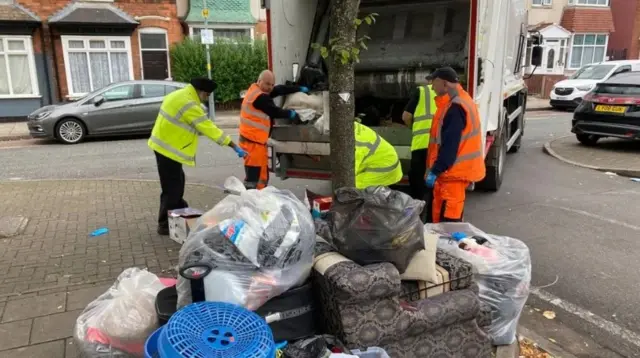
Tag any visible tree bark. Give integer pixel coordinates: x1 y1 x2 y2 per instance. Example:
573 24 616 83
328 0 360 192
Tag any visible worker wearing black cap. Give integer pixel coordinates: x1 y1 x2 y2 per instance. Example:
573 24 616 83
148 77 247 236
425 67 486 223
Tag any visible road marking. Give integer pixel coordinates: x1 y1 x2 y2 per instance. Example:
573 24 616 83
536 203 640 232
531 288 640 350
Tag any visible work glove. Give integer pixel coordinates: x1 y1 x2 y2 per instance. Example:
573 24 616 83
234 146 248 158
425 171 437 188
299 86 310 93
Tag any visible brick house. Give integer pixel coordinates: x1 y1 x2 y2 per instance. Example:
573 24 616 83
608 0 640 60
523 0 614 97
1 0 183 119
177 0 267 41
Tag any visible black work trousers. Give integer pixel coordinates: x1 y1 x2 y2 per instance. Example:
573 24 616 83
408 148 432 223
155 151 189 229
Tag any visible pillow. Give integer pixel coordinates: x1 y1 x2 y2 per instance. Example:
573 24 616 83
399 231 439 284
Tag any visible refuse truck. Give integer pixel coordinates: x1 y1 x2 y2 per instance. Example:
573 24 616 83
263 0 543 191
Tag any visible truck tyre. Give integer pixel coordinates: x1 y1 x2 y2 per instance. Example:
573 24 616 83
476 109 508 192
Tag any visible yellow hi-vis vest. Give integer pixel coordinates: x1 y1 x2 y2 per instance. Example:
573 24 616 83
148 84 231 166
355 121 403 189
411 85 436 151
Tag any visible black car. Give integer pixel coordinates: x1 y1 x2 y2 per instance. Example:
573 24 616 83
572 72 640 146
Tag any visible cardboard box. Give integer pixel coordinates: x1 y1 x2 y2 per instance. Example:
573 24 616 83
168 208 204 244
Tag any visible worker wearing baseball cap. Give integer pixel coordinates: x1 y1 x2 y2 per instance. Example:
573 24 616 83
425 67 486 223
149 77 247 236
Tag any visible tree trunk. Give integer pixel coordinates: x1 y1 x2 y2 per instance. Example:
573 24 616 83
328 0 360 192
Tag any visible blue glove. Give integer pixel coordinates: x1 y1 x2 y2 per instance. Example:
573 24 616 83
425 172 437 188
234 146 247 158
289 110 297 120
299 86 310 93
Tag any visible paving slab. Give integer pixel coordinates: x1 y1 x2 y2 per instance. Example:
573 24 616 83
0 319 32 351
31 310 81 344
64 338 81 358
544 135 640 177
2 292 66 322
66 284 111 311
0 340 65 358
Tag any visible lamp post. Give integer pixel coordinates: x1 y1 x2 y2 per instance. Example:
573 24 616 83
202 0 215 121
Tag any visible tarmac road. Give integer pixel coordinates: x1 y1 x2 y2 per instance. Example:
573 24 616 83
1 111 639 356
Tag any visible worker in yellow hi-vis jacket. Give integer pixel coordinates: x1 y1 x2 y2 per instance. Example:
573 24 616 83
148 77 247 235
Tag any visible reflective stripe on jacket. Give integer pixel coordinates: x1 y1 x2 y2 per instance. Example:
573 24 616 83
355 122 403 189
411 85 436 151
148 84 231 166
427 84 486 182
239 83 270 144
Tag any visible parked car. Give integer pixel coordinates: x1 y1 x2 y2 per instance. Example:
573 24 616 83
27 80 187 144
550 60 640 110
572 71 640 146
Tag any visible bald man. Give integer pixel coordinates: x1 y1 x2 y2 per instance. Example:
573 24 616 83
239 70 309 189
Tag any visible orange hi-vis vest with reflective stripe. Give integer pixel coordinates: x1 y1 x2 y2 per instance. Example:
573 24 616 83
427 84 486 183
239 83 270 144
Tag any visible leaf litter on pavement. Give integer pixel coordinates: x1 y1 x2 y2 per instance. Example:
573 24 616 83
519 337 553 358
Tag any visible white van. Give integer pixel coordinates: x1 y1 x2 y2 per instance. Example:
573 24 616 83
549 60 640 109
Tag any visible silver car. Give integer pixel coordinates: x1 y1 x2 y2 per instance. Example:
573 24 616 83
27 80 187 144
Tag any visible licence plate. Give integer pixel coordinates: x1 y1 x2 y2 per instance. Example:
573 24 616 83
595 105 627 114
556 96 568 100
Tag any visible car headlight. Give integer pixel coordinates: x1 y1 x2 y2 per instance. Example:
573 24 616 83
576 85 593 91
34 111 52 120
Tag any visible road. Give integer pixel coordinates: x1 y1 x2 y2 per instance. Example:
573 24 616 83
2 110 640 356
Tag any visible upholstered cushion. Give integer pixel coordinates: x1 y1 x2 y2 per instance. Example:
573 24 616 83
399 232 439 284
435 248 474 290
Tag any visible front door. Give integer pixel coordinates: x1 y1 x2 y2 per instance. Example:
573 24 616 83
542 39 565 75
142 52 169 80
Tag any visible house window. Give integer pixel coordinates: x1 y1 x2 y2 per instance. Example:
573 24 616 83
0 36 39 97
568 0 609 6
61 36 133 96
532 0 552 6
570 34 607 69
139 28 170 80
191 27 253 42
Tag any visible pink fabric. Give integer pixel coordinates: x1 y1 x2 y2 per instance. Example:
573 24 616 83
159 277 177 287
85 327 144 355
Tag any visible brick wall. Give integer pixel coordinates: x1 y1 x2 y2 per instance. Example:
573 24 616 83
525 74 567 98
17 0 183 100
255 20 267 40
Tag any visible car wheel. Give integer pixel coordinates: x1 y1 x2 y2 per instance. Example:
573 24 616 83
576 134 599 146
56 118 86 144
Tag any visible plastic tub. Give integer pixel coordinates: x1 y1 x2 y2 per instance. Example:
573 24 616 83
350 347 390 358
144 327 163 358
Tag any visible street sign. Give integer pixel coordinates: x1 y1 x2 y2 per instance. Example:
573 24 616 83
201 8 209 18
200 29 214 45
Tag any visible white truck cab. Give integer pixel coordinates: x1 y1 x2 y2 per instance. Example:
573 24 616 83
263 0 542 192
550 60 640 110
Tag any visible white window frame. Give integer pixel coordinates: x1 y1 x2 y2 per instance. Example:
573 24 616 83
188 24 255 42
568 0 609 7
568 33 609 69
0 35 40 99
138 27 171 79
531 0 552 6
61 35 134 97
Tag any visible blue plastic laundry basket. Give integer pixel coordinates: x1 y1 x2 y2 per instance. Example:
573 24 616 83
157 301 275 358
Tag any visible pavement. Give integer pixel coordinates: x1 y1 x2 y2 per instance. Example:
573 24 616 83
0 111 241 142
0 180 226 357
0 111 639 357
545 135 640 177
527 95 553 112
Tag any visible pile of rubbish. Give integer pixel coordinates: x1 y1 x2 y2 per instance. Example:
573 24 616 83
72 178 531 358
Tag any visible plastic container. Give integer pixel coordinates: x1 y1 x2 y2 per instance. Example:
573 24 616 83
144 326 162 358
158 301 275 358
350 347 390 358
155 286 178 326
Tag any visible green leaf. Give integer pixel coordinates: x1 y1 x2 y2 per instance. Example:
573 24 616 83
354 18 362 26
351 48 360 56
310 43 320 49
320 47 329 59
364 16 372 25
359 41 368 50
341 49 350 59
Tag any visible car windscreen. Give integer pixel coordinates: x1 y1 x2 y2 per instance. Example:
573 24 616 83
570 64 616 80
593 83 640 95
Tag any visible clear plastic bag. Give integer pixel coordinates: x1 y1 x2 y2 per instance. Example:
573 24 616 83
74 268 166 357
176 177 316 311
428 222 531 345
327 186 425 274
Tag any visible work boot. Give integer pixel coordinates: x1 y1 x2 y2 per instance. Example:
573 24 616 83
157 226 170 236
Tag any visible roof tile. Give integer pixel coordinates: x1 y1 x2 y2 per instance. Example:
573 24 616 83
0 3 40 23
561 7 615 33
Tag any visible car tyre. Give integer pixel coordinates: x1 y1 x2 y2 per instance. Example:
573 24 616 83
576 134 599 146
56 118 86 145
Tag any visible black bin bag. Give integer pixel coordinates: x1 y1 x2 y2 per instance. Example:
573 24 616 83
327 186 425 274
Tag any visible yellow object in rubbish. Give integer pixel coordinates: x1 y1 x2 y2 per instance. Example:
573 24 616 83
542 311 556 320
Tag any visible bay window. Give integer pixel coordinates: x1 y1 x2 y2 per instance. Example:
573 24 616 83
190 27 253 42
568 0 609 6
569 34 607 69
0 35 39 97
61 36 133 97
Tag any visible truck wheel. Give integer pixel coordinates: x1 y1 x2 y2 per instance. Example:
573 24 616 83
476 110 508 192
